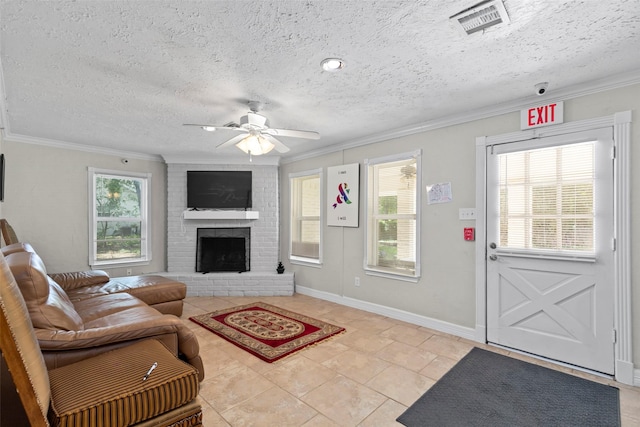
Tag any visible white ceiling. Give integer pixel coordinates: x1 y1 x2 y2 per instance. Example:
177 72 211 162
1 0 640 163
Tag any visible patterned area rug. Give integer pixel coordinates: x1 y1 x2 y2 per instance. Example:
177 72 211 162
189 302 345 362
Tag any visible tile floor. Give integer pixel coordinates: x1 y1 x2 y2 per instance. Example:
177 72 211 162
181 294 640 426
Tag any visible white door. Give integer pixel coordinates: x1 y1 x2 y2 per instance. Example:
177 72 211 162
486 128 615 374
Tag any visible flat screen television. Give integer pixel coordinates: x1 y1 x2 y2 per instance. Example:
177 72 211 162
187 171 252 210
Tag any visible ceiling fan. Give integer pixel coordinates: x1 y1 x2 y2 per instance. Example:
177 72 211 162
184 101 320 156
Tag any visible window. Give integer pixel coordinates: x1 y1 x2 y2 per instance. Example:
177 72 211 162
89 168 151 267
290 169 322 264
365 151 421 280
498 141 595 253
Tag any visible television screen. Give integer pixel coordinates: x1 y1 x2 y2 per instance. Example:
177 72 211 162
187 171 252 209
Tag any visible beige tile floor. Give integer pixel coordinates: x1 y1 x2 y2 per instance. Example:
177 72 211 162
181 294 640 427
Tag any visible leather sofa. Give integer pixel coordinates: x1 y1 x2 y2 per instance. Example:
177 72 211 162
1 243 204 381
2 242 187 317
0 251 203 426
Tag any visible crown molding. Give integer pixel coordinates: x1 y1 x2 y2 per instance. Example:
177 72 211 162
162 153 280 165
3 132 163 162
281 69 640 164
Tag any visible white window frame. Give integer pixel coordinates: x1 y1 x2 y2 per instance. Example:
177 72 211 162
364 150 421 282
88 167 152 268
289 168 323 266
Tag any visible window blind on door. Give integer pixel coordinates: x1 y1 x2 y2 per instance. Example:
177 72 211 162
498 141 595 252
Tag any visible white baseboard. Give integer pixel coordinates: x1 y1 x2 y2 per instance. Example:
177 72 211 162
296 286 640 386
295 286 477 341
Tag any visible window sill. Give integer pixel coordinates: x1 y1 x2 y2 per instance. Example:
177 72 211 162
364 268 419 283
90 258 151 269
290 257 322 268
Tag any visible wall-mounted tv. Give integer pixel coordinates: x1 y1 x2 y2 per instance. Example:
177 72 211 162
187 171 252 210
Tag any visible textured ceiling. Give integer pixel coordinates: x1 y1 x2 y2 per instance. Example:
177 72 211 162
1 0 640 162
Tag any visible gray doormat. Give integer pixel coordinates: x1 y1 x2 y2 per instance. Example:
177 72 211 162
397 347 620 427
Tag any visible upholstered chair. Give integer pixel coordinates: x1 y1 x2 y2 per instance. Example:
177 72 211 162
0 252 203 426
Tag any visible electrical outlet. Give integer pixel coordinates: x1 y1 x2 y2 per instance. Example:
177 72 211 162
459 208 477 220
126 268 132 276
354 276 360 287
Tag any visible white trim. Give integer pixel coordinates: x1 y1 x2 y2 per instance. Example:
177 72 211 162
474 136 488 343
475 111 634 384
163 153 280 165
182 210 259 220
290 258 322 268
363 150 422 281
288 168 323 265
296 285 476 341
5 133 162 162
88 167 152 268
613 110 634 385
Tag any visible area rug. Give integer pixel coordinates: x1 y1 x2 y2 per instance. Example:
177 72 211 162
189 302 345 362
397 347 620 427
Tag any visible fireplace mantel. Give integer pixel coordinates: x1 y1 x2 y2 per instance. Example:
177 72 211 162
183 210 259 220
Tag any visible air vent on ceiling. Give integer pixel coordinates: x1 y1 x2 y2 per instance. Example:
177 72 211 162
450 0 510 35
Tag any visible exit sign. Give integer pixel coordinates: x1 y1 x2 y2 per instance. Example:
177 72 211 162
521 101 564 130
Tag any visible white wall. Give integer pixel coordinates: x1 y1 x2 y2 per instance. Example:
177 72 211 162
1 141 167 276
280 83 640 368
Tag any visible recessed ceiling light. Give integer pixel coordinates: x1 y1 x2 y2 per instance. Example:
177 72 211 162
321 58 345 72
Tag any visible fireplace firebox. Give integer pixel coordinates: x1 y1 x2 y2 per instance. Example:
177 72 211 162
196 228 250 273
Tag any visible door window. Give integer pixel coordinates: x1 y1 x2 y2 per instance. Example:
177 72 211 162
498 141 594 253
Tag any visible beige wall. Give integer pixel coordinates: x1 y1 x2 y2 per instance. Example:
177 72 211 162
1 142 167 277
2 84 638 369
280 83 640 366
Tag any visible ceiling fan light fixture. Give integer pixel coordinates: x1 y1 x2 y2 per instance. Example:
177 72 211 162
236 134 275 156
321 58 345 72
201 126 216 132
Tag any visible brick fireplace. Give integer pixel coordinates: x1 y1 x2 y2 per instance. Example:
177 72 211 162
161 162 293 296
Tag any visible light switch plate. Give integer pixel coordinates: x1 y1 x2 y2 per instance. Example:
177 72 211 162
459 208 477 220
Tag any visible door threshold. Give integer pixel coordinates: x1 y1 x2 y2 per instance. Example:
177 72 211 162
487 342 614 380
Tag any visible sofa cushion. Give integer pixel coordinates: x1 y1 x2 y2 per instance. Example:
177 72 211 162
48 339 200 427
48 269 110 290
5 251 83 331
65 275 187 307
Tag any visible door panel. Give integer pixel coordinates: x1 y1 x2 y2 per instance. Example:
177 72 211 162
486 128 614 374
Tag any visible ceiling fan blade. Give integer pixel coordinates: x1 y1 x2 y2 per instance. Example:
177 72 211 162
183 124 245 131
263 134 290 153
216 133 249 149
263 128 320 140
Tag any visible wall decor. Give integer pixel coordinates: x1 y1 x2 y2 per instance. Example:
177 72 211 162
327 163 359 227
426 182 452 204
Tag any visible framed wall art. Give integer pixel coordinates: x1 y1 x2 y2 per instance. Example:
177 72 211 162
327 163 359 227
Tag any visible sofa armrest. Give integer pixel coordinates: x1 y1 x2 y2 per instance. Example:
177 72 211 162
35 316 204 381
49 270 110 291
35 321 178 349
